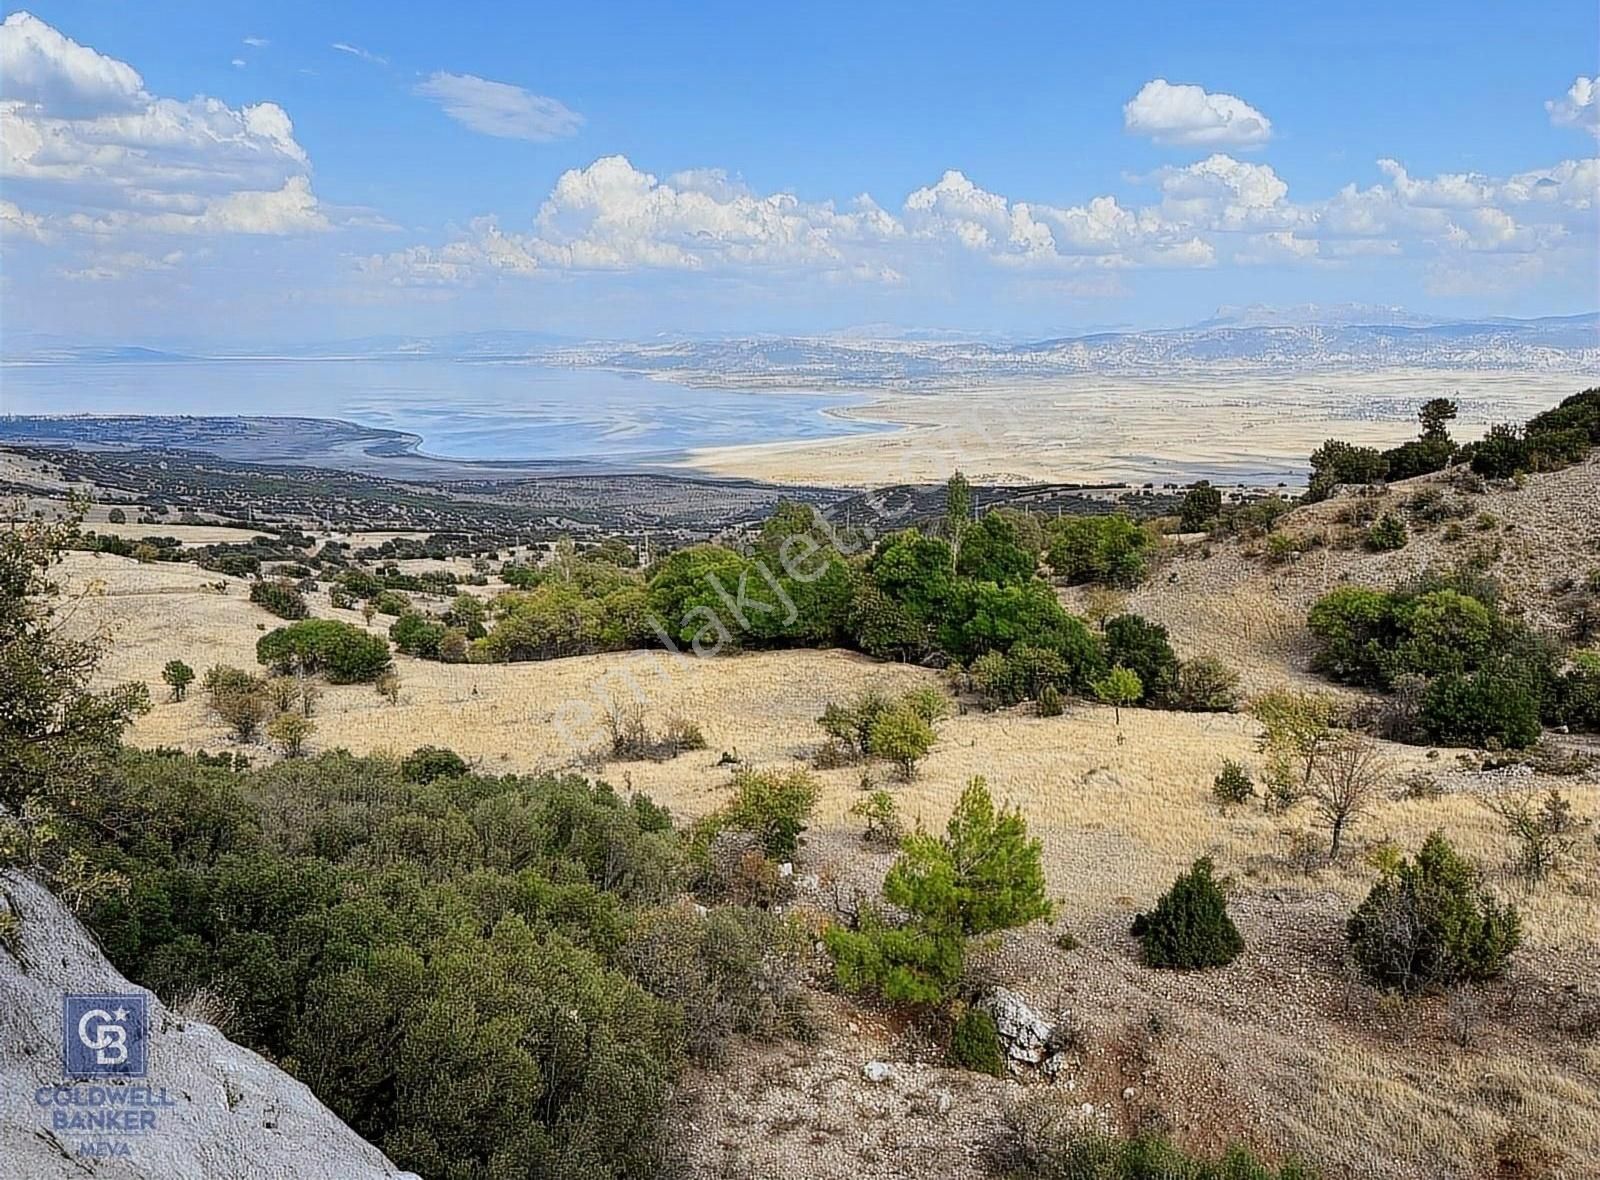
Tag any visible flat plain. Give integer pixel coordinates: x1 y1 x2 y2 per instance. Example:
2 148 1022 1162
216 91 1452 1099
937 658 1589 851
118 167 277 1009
677 369 1587 487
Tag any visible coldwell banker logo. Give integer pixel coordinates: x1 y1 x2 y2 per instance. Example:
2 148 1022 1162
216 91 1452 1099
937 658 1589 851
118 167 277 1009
38 994 173 1160
64 994 149 1078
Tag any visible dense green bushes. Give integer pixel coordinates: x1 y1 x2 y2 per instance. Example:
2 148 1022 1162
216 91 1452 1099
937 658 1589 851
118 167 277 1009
1303 391 1596 502
1463 390 1599 478
388 610 450 658
1346 831 1521 993
1419 669 1542 749
620 904 813 1065
1103 614 1180 705
1045 514 1151 587
1307 581 1504 688
248 579 309 620
1306 439 1389 503
257 619 392 683
64 748 812 1179
1306 572 1564 748
323 499 1234 730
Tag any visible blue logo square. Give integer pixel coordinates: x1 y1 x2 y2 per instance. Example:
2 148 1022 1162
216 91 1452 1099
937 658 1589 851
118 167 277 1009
63 994 149 1079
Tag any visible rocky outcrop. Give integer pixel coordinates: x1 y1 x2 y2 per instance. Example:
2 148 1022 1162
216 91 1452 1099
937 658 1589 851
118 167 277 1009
978 987 1058 1066
0 870 419 1180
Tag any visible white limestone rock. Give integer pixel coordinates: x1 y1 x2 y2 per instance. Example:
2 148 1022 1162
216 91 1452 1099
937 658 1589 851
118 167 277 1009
0 870 419 1180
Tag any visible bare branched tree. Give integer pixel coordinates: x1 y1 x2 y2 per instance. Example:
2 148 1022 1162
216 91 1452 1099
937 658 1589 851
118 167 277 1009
1311 734 1386 858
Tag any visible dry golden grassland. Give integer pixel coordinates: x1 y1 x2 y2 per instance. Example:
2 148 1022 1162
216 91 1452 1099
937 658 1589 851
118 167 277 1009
58 509 1600 1179
1076 450 1600 694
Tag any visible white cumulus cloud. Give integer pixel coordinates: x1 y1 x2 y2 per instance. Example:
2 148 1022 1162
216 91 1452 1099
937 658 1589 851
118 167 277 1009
1547 75 1600 137
0 11 325 241
1124 79 1273 148
415 72 583 142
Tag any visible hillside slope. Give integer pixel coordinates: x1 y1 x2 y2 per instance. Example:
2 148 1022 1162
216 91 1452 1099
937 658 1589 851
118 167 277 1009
1106 452 1600 693
0 871 419 1180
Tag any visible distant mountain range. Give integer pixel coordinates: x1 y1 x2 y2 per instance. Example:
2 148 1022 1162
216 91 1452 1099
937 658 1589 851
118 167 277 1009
6 313 1595 386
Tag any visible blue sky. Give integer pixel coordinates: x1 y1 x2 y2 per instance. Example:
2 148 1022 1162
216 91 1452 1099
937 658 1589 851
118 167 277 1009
1 1 1596 345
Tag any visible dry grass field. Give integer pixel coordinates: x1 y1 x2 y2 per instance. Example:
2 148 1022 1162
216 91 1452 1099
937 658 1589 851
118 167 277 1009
1068 450 1600 695
53 453 1600 1179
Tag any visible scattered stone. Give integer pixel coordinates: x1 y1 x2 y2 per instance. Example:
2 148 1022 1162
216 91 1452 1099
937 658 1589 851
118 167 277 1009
862 1061 895 1084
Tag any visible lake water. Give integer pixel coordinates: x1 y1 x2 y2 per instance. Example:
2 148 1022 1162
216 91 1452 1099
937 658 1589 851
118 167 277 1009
0 359 886 461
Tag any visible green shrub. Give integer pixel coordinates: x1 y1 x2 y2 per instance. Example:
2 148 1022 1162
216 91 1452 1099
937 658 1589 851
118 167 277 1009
1045 514 1150 587
1364 513 1408 552
622 904 812 1065
948 1007 1005 1076
1037 684 1064 717
1307 578 1520 693
1131 857 1243 970
818 687 893 759
1103 614 1179 704
971 644 1081 707
1552 652 1600 732
1307 439 1388 501
1092 665 1142 723
249 579 308 621
1465 423 1528 478
1212 760 1254 806
956 512 1037 584
1179 481 1223 532
869 704 937 780
820 686 949 767
257 619 392 683
1173 655 1240 712
849 790 903 846
389 611 448 658
1347 831 1521 992
716 768 820 859
1421 667 1541 749
1383 436 1457 481
399 745 469 783
372 589 411 617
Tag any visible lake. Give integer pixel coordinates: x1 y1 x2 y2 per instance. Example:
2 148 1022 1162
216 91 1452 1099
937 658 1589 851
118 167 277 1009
0 358 886 461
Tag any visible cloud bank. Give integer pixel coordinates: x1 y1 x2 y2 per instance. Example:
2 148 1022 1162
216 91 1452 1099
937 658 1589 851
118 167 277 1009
0 11 325 239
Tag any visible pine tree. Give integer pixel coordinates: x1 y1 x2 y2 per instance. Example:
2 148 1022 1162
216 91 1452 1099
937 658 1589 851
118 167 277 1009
827 777 1051 1004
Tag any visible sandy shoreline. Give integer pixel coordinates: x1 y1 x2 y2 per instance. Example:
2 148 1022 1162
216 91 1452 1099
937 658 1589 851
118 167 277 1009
670 368 1595 487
